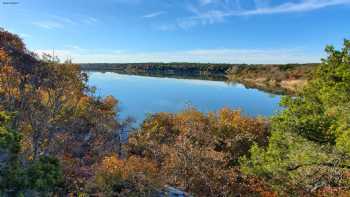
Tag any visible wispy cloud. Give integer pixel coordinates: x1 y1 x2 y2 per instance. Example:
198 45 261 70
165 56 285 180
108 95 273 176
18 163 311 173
160 0 350 30
82 16 98 24
199 0 216 6
32 21 65 29
207 0 350 17
33 15 98 30
143 11 166 18
51 15 77 25
33 47 321 64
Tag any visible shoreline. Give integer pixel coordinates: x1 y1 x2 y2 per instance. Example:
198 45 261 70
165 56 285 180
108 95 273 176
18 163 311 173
80 63 317 95
82 67 312 95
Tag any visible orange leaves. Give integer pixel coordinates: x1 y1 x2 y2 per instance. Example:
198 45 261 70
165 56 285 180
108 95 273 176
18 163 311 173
0 29 126 194
0 48 10 63
213 107 268 136
99 155 125 175
126 108 272 196
0 64 21 80
0 65 21 98
103 96 118 109
315 186 350 197
91 155 161 195
99 155 158 180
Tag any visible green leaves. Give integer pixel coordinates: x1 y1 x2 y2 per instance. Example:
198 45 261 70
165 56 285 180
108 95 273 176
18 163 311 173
26 156 64 192
241 40 350 194
0 111 63 195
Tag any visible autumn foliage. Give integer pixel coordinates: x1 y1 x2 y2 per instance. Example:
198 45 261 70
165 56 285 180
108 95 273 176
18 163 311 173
125 108 272 196
0 28 121 195
1 28 350 196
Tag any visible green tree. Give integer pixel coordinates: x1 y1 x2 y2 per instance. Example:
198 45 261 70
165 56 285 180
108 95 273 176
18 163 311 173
0 111 25 195
241 40 350 195
0 111 63 196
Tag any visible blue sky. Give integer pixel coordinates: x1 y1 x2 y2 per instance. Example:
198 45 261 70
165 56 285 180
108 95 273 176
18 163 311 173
1 0 350 63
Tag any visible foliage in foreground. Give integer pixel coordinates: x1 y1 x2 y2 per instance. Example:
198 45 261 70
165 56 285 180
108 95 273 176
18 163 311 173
0 28 121 195
120 108 273 196
97 41 350 196
0 111 63 196
241 40 350 196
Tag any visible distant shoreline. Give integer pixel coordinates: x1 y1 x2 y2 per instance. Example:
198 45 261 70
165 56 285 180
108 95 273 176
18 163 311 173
80 63 318 95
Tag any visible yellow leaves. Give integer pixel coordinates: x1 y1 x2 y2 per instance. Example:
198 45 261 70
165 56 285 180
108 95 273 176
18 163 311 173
100 155 124 173
77 96 91 110
126 156 158 176
93 155 161 195
0 64 20 78
0 65 21 98
0 48 10 63
127 108 273 195
218 108 241 123
178 108 206 122
214 107 268 137
103 96 118 109
98 155 158 180
0 30 126 194
38 89 50 104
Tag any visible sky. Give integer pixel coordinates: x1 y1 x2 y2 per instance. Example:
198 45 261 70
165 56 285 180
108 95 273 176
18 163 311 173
0 0 350 64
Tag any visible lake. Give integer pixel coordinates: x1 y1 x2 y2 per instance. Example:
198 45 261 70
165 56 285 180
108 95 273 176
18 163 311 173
87 71 282 124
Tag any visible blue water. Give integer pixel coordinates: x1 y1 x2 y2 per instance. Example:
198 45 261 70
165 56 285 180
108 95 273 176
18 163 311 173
87 72 281 123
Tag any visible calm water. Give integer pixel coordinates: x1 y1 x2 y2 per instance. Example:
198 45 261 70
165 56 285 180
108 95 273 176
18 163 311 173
87 72 281 123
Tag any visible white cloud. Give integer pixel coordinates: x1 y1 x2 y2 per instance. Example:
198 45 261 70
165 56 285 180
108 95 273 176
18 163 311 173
164 0 350 30
33 15 98 30
199 0 216 6
51 15 77 25
33 47 321 64
231 0 350 16
83 16 98 24
32 21 65 29
143 11 166 18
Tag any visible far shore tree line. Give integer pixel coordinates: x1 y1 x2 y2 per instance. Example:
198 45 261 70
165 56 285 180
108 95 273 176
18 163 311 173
80 62 318 94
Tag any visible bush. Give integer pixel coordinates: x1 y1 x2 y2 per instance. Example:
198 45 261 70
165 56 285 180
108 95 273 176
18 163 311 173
126 108 272 196
89 155 160 196
241 40 350 195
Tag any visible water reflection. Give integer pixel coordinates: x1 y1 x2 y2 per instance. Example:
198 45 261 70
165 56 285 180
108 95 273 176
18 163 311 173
87 71 282 124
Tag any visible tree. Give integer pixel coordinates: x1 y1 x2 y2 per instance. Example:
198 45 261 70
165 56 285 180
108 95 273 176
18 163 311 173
89 155 160 196
126 108 273 196
0 111 63 196
241 40 350 195
0 111 24 195
1 29 123 194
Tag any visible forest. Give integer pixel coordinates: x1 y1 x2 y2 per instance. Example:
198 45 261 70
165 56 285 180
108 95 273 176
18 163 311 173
80 63 317 94
1 29 350 196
